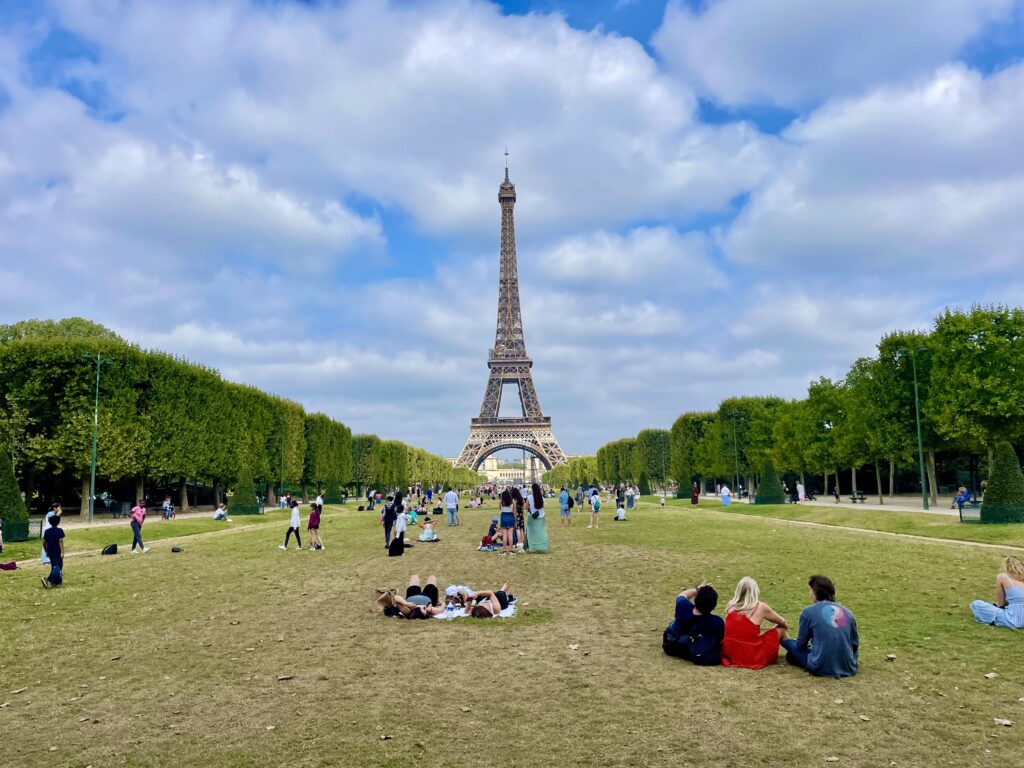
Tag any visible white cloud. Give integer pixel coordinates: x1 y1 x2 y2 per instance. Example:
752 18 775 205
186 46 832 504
720 64 1024 276
654 0 1014 107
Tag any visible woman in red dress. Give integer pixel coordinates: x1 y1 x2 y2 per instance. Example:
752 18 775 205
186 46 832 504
722 577 789 669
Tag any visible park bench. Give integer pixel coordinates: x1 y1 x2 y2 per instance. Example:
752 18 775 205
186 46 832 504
849 491 867 503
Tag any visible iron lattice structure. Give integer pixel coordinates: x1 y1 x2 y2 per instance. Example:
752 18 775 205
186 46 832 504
455 163 567 472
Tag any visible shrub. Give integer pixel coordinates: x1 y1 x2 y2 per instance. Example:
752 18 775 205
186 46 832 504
638 472 651 496
981 442 1024 523
755 462 787 505
230 464 259 510
0 445 27 522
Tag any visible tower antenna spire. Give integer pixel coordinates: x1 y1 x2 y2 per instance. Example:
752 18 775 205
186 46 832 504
504 146 509 181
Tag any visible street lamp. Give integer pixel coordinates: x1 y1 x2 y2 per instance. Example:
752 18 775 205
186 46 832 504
730 410 741 494
82 352 113 523
898 347 930 511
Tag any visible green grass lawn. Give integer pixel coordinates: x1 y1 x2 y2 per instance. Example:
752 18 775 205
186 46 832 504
2 502 1022 767
1 508 299 562
658 496 1024 548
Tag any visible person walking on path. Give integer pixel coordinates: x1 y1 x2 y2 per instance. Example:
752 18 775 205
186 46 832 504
129 499 149 554
280 499 302 550
382 495 398 548
691 482 700 506
40 514 65 588
444 486 460 527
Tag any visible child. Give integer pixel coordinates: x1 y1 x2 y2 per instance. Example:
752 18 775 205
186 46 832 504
308 503 324 551
614 501 627 521
213 502 231 521
588 492 601 529
280 500 302 550
41 515 65 588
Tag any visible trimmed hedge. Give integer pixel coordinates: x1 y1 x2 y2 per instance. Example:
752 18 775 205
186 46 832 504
755 462 787 505
981 442 1024 523
230 464 262 515
0 445 29 540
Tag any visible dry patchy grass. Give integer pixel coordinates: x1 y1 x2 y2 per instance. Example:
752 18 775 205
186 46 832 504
1 504 1022 767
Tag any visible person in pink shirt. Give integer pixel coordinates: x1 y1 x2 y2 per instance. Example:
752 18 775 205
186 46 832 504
307 503 324 551
129 499 150 554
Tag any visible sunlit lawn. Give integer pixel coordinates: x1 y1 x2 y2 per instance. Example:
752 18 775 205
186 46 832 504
1 501 1022 767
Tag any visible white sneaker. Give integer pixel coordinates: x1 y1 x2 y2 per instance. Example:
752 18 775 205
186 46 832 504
131 548 139 554
278 544 286 550
142 547 150 553
309 546 316 551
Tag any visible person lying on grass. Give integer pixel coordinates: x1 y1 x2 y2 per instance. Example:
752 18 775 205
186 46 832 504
663 582 724 665
377 575 450 619
970 556 1024 629
781 575 859 678
466 582 514 618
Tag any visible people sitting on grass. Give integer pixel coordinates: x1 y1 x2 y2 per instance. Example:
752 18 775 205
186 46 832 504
418 517 440 542
479 517 500 550
781 575 859 678
213 503 231 522
614 501 627 521
466 581 514 618
970 556 1024 629
721 577 789 669
663 582 724 665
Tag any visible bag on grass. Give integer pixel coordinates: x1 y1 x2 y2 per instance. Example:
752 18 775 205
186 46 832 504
171 546 183 553
388 537 404 557
101 544 118 556
0 561 17 571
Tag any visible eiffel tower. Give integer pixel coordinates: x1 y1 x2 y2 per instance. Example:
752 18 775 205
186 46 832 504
454 156 567 472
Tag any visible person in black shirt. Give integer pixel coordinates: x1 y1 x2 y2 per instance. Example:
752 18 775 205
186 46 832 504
663 582 725 665
41 515 65 588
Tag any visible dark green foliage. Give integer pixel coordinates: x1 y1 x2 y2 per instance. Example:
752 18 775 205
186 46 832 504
981 442 1024 523
634 428 669 491
638 471 651 495
755 462 786 504
0 442 28 522
230 462 259 512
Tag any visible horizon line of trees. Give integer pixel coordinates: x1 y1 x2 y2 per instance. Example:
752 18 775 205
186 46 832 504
0 318 481 519
546 306 1024 514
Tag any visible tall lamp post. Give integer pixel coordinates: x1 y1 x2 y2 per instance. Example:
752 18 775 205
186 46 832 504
899 348 930 511
82 353 113 523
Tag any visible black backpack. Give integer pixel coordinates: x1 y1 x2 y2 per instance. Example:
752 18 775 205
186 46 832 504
567 495 575 509
101 544 118 555
388 537 404 557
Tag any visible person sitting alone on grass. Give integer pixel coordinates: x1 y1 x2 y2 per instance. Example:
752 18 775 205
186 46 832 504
781 575 859 678
663 582 724 665
970 556 1024 629
418 517 439 542
479 517 499 550
614 500 627 521
213 502 231 522
467 582 514 618
721 577 789 669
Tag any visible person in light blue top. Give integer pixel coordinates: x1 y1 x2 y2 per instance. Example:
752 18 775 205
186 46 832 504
781 575 859 678
971 556 1024 629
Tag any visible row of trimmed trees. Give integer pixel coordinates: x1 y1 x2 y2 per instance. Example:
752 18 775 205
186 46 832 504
562 306 1024 521
0 319 480 522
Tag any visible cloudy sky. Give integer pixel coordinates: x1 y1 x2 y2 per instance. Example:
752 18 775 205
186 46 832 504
1 0 1023 457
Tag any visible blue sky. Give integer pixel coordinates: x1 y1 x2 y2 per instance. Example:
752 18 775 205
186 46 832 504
1 0 1023 457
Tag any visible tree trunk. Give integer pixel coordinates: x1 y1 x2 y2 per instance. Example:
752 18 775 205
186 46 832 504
926 450 938 506
135 476 145 505
697 475 704 496
302 486 309 504
987 447 994 478
875 459 883 504
799 470 805 486
266 483 276 507
888 460 895 498
851 467 857 496
80 474 90 517
824 470 830 497
746 474 755 499
24 469 35 515
213 481 223 507
179 476 190 513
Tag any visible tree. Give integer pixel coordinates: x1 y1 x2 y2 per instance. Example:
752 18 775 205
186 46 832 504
754 461 786 505
981 442 1024 523
351 434 381 494
928 306 1024 447
669 412 715 496
230 460 259 512
634 428 669 493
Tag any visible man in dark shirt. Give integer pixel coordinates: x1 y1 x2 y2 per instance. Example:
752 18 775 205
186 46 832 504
663 583 725 666
41 515 65 588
